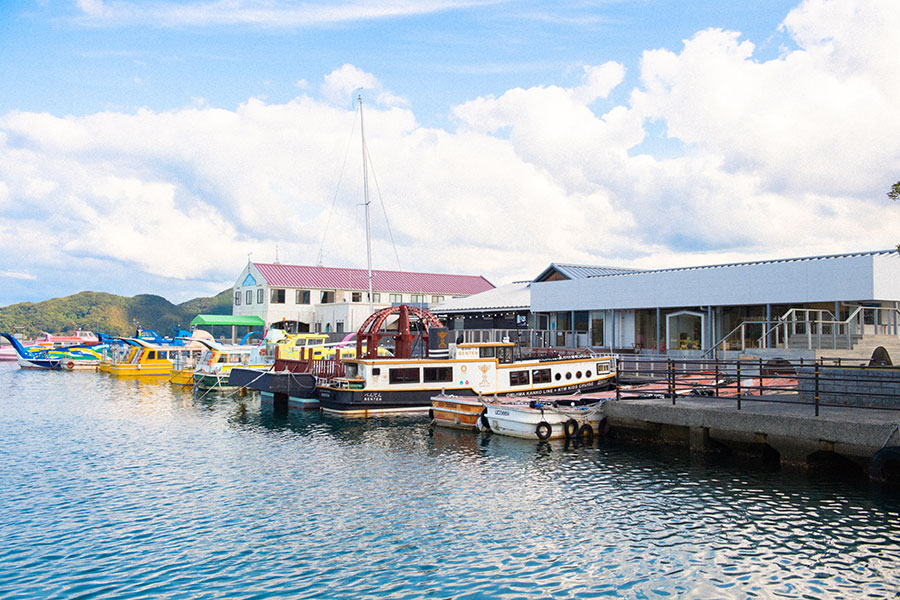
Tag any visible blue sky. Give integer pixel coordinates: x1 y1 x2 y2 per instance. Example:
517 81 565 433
1 0 898 306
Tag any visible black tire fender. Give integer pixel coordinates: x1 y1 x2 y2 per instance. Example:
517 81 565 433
578 423 594 445
535 421 552 440
563 419 578 439
479 408 491 432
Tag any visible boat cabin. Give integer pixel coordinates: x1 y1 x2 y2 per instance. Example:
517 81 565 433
452 342 515 364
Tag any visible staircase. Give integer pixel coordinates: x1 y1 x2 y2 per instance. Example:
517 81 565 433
815 335 900 362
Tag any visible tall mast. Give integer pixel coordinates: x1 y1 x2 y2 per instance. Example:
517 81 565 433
359 94 374 315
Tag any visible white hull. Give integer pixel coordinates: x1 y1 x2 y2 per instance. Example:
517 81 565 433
482 400 604 440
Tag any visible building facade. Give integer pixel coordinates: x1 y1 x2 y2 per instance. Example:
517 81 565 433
232 262 494 333
436 250 900 356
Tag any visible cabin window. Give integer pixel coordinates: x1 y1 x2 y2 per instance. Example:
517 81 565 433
424 367 453 383
321 291 335 304
498 347 513 364
246 290 252 305
271 289 286 304
234 292 241 306
510 370 530 386
596 361 611 375
389 368 420 384
297 290 310 304
372 368 381 376
352 292 362 302
532 369 551 384
479 347 495 358
389 293 402 303
257 289 264 304
147 351 156 360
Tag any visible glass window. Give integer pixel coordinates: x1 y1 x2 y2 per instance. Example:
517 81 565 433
246 290 252 305
532 368 551 384
432 296 444 303
423 367 453 382
510 370 530 386
234 291 241 306
270 289 285 304
257 289 264 304
389 368 420 384
321 291 335 303
336 321 344 333
411 294 424 303
352 292 362 302
371 293 381 303
389 293 402 303
296 289 310 304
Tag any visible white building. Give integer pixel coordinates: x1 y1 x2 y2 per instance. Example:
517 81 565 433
232 262 494 334
437 250 900 357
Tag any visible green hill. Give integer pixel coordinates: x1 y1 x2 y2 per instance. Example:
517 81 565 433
0 290 232 337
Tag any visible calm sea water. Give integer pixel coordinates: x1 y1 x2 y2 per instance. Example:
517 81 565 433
1 362 899 600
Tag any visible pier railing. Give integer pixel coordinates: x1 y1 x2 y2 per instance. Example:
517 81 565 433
616 355 900 416
707 306 900 356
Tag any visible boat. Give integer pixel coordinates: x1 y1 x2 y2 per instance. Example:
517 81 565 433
106 332 212 378
0 332 104 370
191 339 270 390
478 395 605 440
228 359 321 409
316 304 616 416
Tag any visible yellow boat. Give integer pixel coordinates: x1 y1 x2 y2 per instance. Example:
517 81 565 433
106 335 210 378
277 332 389 361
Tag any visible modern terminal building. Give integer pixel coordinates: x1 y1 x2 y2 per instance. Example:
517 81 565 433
434 250 900 358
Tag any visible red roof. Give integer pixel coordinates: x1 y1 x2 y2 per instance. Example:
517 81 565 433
253 263 494 295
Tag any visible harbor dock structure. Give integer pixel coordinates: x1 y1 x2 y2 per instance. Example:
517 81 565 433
435 249 900 361
597 357 900 483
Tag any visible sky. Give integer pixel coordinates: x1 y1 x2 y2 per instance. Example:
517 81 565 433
1 0 899 306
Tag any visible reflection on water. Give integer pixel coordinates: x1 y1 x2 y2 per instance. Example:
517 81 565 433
1 362 898 599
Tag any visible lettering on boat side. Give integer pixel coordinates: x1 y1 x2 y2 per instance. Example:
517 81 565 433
495 410 510 416
362 392 382 403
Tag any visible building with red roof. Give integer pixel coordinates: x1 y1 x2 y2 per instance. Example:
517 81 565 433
232 261 494 333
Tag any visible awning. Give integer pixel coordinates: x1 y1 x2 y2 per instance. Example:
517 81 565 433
190 314 265 327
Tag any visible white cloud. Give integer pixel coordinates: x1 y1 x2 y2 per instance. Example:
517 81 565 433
3 2 900 305
0 271 37 281
70 0 503 28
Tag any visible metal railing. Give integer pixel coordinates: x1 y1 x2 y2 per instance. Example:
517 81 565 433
454 328 592 349
708 306 900 356
616 355 900 416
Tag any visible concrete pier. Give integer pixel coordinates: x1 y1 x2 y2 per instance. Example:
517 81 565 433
601 394 900 477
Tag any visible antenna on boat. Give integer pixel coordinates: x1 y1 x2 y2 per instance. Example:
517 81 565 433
359 94 375 316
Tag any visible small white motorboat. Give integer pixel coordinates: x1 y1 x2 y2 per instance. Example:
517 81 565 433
480 395 606 441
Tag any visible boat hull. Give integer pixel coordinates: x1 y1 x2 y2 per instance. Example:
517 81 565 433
228 367 317 398
260 391 320 410
319 378 611 416
431 395 485 430
17 356 61 370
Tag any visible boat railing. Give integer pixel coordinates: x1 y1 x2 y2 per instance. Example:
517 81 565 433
706 306 900 357
454 328 590 348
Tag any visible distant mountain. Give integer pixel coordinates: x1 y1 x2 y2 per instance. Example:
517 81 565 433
0 290 232 337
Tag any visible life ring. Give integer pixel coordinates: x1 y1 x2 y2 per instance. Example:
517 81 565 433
479 408 491 433
535 421 552 440
65 361 75 370
578 423 594 445
563 419 579 439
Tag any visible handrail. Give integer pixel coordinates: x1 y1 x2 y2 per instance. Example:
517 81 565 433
706 305 900 357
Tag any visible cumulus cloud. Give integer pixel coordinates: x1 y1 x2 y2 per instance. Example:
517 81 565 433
3 0 900 305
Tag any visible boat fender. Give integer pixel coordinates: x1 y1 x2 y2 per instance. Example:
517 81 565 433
578 423 594 445
535 421 552 440
479 408 491 433
870 446 900 484
563 419 579 439
428 408 434 420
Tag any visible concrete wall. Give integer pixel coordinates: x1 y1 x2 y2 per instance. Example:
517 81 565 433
797 366 900 409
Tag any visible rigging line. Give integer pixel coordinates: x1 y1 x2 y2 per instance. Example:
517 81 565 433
364 142 403 272
316 106 360 267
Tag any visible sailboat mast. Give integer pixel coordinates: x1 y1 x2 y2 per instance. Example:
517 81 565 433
359 95 375 315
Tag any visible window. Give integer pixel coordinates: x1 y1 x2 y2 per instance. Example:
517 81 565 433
336 321 344 333
257 289 264 304
234 291 241 306
389 368 420 384
596 361 611 375
424 367 453 383
389 293 402 303
246 290 252 305
270 289 285 304
372 293 381 303
510 370 530 386
411 294 424 303
532 368 551 384
352 292 362 302
432 296 444 303
321 291 335 304
296 289 310 304
314 323 322 333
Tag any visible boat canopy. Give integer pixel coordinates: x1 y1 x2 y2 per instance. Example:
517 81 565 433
190 315 265 327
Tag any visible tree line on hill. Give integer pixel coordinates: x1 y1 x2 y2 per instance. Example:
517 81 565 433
0 290 232 338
